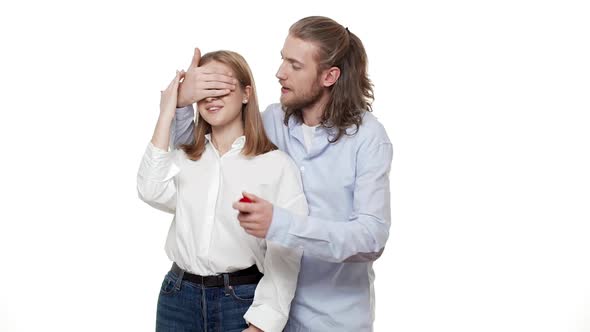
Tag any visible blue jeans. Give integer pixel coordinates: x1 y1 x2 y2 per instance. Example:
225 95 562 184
156 269 257 332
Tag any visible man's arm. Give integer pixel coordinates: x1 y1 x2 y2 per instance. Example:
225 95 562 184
170 105 196 148
267 140 393 263
234 106 393 263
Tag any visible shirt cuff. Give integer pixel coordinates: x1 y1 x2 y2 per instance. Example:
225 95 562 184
267 206 292 246
243 303 288 332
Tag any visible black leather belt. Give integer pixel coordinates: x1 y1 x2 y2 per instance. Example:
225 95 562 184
171 262 263 287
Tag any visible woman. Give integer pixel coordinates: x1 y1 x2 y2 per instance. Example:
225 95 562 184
137 51 307 332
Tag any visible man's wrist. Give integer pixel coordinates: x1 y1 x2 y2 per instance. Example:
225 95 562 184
266 205 290 244
176 84 191 108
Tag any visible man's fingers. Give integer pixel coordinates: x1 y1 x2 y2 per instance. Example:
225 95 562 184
199 89 231 98
239 220 261 230
241 192 259 203
201 73 238 84
238 211 261 223
234 201 256 213
240 222 264 237
202 81 236 91
237 207 265 223
239 220 259 231
240 222 263 238
216 89 231 95
188 47 201 69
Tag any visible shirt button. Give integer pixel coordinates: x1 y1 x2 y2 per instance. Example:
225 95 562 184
300 166 305 173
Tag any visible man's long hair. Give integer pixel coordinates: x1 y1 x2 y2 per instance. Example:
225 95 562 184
285 16 375 143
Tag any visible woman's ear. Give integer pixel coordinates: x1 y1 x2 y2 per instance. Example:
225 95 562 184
242 86 252 104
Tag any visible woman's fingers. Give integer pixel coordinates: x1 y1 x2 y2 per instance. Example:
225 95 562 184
165 71 178 91
173 70 182 86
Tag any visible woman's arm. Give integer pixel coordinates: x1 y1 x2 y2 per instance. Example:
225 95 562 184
243 156 308 332
152 71 183 150
136 71 184 214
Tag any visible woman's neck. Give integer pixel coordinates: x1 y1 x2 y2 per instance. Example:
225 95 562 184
210 122 244 155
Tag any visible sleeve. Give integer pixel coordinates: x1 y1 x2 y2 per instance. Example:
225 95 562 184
243 156 307 332
171 105 196 148
136 142 182 214
266 140 393 263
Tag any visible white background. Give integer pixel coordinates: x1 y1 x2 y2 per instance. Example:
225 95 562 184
0 0 589 331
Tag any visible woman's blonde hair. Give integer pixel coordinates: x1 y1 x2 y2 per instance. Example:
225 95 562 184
180 51 277 160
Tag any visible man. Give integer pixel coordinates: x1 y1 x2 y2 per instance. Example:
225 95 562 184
173 16 393 332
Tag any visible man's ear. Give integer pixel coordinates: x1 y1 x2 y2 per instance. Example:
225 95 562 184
322 67 341 87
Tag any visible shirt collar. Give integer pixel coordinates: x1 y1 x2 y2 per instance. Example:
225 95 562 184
204 133 247 150
288 115 333 139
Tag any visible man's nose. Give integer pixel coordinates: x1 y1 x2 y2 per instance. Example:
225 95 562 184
276 62 287 80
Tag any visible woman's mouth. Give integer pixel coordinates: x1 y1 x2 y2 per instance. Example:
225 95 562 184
206 105 223 113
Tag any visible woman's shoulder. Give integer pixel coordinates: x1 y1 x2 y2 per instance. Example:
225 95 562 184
170 147 196 168
253 149 296 170
171 147 188 160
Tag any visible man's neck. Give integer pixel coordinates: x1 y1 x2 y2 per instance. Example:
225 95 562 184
302 92 330 126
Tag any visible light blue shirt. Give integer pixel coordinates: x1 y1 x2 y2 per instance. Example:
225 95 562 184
173 104 393 332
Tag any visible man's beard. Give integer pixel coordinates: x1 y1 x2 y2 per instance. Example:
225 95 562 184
282 82 324 112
